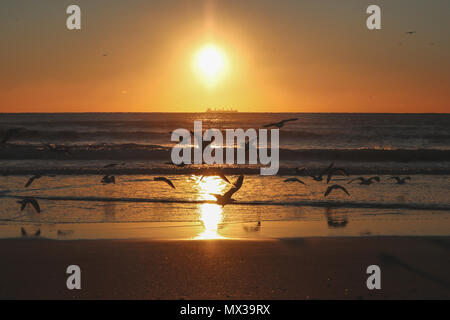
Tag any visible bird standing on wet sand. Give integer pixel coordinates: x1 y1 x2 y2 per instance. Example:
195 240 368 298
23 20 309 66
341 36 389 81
211 175 244 206
390 176 411 185
101 175 116 184
348 176 380 185
154 177 176 189
284 178 307 185
17 198 41 213
263 118 298 128
324 185 350 197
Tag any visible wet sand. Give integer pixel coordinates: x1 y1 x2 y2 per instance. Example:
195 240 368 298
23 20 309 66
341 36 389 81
0 237 449 300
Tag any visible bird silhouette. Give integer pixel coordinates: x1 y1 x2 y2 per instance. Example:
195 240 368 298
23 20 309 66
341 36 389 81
263 118 298 128
390 176 411 185
405 31 416 35
17 198 41 213
200 171 231 184
101 175 116 184
25 175 42 188
348 176 380 185
211 175 244 206
309 162 335 182
326 167 349 184
324 185 350 197
154 177 176 189
284 177 307 185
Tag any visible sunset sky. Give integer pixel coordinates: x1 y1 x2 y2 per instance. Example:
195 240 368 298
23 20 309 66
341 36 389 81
0 0 449 113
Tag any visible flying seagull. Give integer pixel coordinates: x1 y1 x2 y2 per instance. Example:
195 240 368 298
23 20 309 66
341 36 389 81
284 177 307 185
200 172 231 185
390 176 411 185
17 198 41 213
324 185 350 197
25 174 56 188
154 177 176 189
211 175 244 206
348 176 380 185
326 167 349 184
309 162 335 182
101 175 116 184
263 118 298 128
25 175 42 188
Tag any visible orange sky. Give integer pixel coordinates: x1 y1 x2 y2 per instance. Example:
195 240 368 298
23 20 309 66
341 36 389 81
0 0 449 113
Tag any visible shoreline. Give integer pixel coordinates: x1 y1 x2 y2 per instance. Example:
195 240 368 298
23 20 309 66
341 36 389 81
1 236 449 299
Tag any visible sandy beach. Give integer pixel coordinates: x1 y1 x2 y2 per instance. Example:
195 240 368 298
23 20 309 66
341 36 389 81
1 237 449 300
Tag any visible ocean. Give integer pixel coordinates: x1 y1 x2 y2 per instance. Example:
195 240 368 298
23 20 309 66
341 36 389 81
0 113 449 239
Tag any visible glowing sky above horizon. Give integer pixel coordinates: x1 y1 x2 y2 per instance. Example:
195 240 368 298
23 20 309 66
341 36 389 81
0 0 449 113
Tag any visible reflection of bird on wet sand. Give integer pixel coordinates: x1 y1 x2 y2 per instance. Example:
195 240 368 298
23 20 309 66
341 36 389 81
211 175 244 206
325 208 348 228
348 176 380 185
17 198 41 213
390 176 411 185
154 177 176 189
20 227 41 237
57 229 74 237
243 221 261 233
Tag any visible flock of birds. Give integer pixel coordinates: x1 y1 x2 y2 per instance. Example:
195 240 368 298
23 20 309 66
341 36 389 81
2 118 412 218
283 162 411 198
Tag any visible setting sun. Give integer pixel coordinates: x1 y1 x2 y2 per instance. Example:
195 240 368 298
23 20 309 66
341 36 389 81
193 44 228 86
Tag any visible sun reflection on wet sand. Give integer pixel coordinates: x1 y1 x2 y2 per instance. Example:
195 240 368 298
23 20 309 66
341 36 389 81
193 175 227 239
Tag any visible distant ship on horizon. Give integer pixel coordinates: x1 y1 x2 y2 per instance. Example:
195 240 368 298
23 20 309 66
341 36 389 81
206 107 238 113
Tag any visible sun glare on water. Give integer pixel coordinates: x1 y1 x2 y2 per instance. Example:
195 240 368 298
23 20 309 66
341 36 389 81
194 44 228 86
194 176 228 239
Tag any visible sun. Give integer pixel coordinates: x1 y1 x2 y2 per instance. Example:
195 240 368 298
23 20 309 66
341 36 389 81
194 44 228 85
